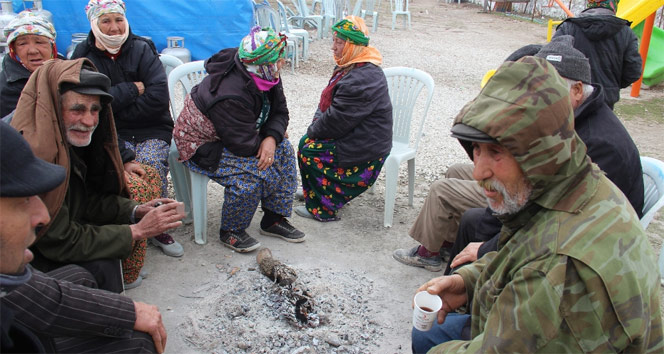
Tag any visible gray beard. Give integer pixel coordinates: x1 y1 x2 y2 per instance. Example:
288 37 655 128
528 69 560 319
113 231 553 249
486 178 532 215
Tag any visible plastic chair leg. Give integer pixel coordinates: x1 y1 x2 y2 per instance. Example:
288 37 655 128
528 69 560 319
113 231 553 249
372 14 378 32
391 13 396 30
383 157 400 227
189 171 210 244
659 243 664 286
407 158 415 206
168 145 192 224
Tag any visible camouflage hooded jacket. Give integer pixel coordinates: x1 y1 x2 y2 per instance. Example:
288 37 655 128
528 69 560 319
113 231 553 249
432 57 662 353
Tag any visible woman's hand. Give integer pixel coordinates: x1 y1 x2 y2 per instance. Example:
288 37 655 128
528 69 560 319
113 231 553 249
256 136 277 171
134 82 145 95
124 160 146 184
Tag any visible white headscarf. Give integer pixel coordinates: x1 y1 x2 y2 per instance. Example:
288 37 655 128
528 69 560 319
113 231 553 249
85 0 129 54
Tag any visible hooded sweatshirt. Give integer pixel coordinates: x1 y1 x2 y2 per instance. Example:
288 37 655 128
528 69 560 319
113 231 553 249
433 57 662 353
555 7 642 109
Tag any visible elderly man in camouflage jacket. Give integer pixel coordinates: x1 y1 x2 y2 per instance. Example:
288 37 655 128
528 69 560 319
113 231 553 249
412 56 662 353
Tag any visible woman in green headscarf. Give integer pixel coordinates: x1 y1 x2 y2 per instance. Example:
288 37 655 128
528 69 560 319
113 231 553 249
174 26 305 253
295 16 393 222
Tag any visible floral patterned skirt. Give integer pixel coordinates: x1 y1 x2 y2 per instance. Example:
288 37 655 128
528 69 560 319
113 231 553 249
122 164 162 283
297 135 386 221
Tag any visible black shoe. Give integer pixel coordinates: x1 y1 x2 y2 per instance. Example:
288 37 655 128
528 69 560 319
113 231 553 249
219 230 261 253
259 218 306 243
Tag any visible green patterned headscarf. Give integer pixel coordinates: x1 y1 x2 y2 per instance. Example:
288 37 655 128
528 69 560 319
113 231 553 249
332 19 369 46
587 0 619 12
238 26 287 65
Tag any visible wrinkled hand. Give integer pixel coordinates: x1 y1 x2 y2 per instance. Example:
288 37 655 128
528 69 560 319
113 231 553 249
124 161 146 179
133 301 167 353
416 275 467 325
130 199 185 240
256 136 277 171
450 242 483 269
134 82 145 95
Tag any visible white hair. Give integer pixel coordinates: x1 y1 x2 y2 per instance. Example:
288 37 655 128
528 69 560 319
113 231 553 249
565 78 594 102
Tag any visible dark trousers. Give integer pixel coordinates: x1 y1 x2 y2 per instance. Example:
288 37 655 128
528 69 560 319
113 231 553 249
444 207 502 275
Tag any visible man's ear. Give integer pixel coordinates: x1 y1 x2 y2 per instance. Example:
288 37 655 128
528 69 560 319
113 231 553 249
569 81 584 109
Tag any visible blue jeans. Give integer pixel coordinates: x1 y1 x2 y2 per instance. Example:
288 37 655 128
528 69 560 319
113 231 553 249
412 313 470 354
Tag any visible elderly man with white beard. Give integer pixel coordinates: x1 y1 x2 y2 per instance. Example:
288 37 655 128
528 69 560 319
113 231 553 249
10 58 184 293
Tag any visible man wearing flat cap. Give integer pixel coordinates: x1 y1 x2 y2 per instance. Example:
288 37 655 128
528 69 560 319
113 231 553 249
412 56 661 352
0 121 166 353
10 58 184 293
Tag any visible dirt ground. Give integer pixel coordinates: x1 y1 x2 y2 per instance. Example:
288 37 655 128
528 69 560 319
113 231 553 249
126 1 664 353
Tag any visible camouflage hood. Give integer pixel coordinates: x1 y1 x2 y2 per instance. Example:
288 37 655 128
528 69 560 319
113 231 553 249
453 56 597 213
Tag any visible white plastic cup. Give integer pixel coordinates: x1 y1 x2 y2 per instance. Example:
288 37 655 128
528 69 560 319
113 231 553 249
412 291 443 331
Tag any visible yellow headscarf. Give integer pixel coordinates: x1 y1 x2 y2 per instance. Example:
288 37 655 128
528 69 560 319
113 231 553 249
333 16 382 68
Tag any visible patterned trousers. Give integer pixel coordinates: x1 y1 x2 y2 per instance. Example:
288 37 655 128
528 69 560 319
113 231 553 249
122 164 162 284
184 139 297 232
124 139 170 198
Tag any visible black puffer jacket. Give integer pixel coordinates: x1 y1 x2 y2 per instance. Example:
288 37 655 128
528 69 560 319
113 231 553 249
189 48 289 170
0 57 31 118
307 63 392 167
71 29 173 144
555 8 642 109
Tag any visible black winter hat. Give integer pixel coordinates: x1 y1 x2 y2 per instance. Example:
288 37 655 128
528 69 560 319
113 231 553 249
535 35 592 84
0 121 66 197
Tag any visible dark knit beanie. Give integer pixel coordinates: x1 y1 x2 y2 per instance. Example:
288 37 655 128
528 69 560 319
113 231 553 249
505 44 542 62
535 35 591 84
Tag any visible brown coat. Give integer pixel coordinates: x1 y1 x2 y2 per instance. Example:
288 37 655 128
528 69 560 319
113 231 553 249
10 58 128 238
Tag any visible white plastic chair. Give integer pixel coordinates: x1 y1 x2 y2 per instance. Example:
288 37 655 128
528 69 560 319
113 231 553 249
158 54 183 77
390 0 410 30
277 0 311 61
167 61 210 244
640 156 664 286
289 0 324 39
320 0 337 38
360 0 379 32
381 67 434 227
254 2 299 72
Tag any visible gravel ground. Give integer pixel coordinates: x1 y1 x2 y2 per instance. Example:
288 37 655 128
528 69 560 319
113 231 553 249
128 1 664 353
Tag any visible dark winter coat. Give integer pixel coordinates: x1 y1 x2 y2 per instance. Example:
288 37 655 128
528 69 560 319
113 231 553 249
555 8 642 109
189 48 289 170
306 63 392 167
0 57 31 118
71 29 173 144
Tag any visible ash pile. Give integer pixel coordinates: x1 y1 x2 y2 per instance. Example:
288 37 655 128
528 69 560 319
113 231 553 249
179 249 385 353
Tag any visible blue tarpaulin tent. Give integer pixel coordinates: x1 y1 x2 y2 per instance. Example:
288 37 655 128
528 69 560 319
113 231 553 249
12 0 253 61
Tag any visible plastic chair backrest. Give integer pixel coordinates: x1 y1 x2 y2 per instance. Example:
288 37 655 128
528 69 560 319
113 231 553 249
352 0 363 16
293 0 312 16
167 60 207 119
640 156 664 230
159 54 183 77
383 66 434 150
365 0 376 12
254 2 281 31
277 0 293 31
391 0 409 12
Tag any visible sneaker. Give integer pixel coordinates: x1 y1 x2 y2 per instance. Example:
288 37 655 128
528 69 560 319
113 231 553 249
393 246 443 272
220 230 261 253
294 190 305 201
294 205 314 219
259 218 306 243
150 233 184 257
124 275 142 290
